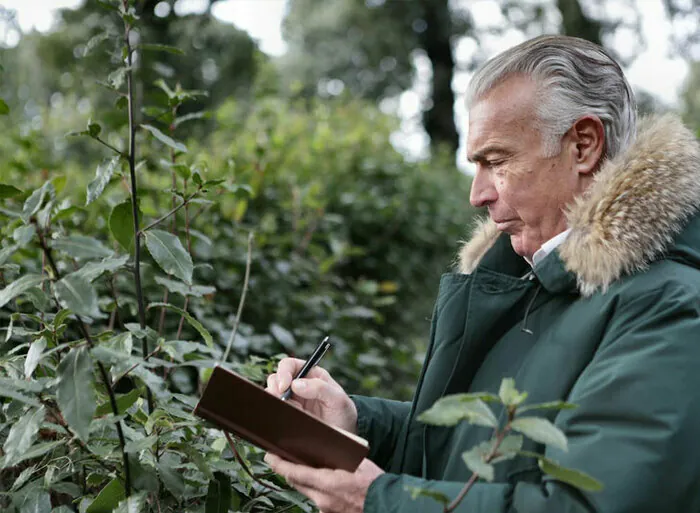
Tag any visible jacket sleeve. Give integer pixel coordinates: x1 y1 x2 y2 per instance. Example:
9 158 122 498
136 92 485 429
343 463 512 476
351 395 411 470
364 283 700 513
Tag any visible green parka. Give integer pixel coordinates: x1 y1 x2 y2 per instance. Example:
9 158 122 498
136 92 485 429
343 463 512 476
352 115 700 513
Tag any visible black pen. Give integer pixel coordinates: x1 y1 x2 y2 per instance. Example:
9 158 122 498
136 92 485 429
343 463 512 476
280 336 331 401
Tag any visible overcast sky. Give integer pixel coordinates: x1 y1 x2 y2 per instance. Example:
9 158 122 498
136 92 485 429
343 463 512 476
0 0 692 164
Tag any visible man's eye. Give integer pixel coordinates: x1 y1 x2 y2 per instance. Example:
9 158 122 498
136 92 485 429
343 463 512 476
487 160 505 168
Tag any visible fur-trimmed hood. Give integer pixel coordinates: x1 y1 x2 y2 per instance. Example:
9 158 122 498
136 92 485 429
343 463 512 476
458 114 700 296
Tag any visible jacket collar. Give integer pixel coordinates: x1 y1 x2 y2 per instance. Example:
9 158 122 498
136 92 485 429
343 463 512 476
458 114 700 296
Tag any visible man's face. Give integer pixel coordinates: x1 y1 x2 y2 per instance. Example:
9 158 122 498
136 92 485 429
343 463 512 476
467 75 585 260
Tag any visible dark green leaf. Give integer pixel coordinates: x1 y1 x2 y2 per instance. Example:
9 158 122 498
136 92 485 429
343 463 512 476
511 417 568 452
72 254 129 283
0 274 45 308
462 445 495 481
0 98 9 115
141 124 187 153
17 489 51 513
270 323 295 350
57 347 96 440
2 406 45 468
154 275 215 297
144 230 193 284
0 183 22 198
418 395 498 428
148 302 213 347
491 434 523 464
10 465 37 491
517 401 578 414
86 478 125 513
0 388 42 407
22 182 54 222
205 472 231 513
54 274 103 319
539 457 604 492
138 43 184 55
10 440 61 465
109 200 136 251
0 244 19 265
113 493 147 513
157 461 185 496
88 120 102 138
95 388 141 416
13 224 36 246
107 67 128 89
86 157 120 205
175 442 214 479
124 435 157 454
52 235 113 260
24 337 47 378
83 32 111 56
404 486 450 505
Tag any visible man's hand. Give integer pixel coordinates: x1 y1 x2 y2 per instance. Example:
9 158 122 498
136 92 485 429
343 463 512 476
266 357 358 434
265 454 384 513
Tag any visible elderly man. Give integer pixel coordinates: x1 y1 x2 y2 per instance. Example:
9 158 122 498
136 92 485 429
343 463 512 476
265 35 700 512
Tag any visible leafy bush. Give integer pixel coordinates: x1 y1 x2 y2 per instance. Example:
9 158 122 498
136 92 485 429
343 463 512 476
0 2 476 511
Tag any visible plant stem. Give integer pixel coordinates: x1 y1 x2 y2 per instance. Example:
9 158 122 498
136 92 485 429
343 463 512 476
122 0 153 413
444 472 479 513
138 192 199 235
221 232 254 363
112 345 162 387
94 136 124 157
35 227 132 496
224 432 283 493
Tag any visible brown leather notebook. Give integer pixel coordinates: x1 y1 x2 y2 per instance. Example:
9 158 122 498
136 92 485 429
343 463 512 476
193 365 369 472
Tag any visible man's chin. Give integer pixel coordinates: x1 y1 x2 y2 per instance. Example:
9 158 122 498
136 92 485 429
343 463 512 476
509 235 534 262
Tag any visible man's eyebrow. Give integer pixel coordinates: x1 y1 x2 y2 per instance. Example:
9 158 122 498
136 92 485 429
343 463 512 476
467 145 510 163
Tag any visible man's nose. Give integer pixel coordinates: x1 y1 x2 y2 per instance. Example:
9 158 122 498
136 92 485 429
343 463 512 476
469 168 498 208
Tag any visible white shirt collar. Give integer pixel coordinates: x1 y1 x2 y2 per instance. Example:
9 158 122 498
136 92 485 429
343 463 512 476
530 228 571 267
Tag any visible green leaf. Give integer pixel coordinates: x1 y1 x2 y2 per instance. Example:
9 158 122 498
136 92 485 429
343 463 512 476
174 111 208 128
404 486 450 505
52 235 114 260
0 388 42 407
141 124 187 153
86 478 125 513
72 254 129 283
511 416 568 452
83 32 111 56
54 274 103 319
124 435 157 454
113 493 147 513
2 406 45 468
88 120 102 138
517 401 578 414
154 275 215 297
10 465 37 491
157 462 185 496
418 395 499 428
57 347 96 441
499 378 528 407
95 388 141 416
24 337 47 379
10 440 61 465
175 442 214 479
22 182 54 222
17 490 51 513
538 457 603 492
86 157 120 206
144 230 193 284
109 200 136 251
0 274 45 308
13 224 36 246
148 302 213 348
491 434 524 464
0 183 22 198
462 445 495 481
0 98 9 115
205 472 231 513
0 244 19 265
139 43 185 55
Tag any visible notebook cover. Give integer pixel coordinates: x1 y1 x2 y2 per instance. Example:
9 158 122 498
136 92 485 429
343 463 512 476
193 365 369 472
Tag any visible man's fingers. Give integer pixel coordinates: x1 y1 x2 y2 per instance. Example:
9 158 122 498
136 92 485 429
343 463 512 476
291 377 335 402
276 357 332 393
265 453 335 490
266 374 279 394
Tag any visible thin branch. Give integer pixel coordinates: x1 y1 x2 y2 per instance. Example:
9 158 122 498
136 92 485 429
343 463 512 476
224 432 283 493
35 225 132 497
444 473 479 512
138 192 199 235
112 345 162 387
221 232 254 363
122 0 153 414
175 296 189 340
94 136 124 157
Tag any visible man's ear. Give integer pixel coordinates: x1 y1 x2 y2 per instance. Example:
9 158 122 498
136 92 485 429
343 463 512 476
569 115 605 175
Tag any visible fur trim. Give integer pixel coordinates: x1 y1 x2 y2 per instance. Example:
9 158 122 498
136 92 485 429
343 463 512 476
459 114 700 296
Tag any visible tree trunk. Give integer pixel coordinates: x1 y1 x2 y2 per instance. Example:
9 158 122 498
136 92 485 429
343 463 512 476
419 0 459 151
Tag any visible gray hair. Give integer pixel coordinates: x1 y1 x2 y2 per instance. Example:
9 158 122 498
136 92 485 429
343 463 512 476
467 35 637 160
